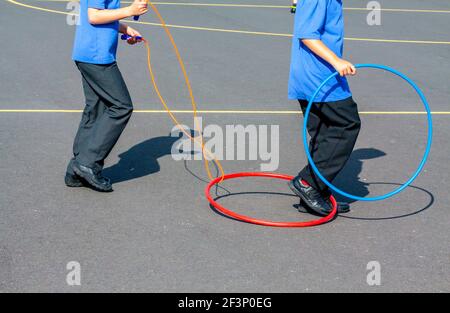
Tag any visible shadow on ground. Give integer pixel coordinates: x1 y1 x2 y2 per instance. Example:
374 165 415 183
103 135 180 184
332 148 387 203
210 148 434 223
338 182 434 221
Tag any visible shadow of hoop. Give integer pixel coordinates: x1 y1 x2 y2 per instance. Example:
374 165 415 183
208 191 324 225
337 182 434 221
208 182 433 223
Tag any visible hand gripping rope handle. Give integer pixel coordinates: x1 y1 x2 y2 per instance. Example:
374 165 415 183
133 0 149 21
121 34 143 41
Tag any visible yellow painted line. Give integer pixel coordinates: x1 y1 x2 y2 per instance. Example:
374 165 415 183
344 37 450 45
0 109 448 115
30 0 450 14
7 0 450 45
7 0 69 15
147 2 450 14
31 0 288 8
0 109 84 113
344 7 450 14
128 18 293 37
357 111 448 115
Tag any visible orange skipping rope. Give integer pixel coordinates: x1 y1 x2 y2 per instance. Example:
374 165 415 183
130 2 338 227
140 1 225 182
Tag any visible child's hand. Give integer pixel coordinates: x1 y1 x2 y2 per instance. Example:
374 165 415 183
333 58 357 77
127 0 148 17
125 26 143 45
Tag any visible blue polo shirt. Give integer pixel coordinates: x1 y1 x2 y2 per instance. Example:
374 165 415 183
72 0 120 64
288 0 352 102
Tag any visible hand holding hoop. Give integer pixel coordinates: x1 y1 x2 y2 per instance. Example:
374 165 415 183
302 64 433 202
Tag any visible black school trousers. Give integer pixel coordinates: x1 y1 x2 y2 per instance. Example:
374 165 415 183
299 96 361 193
69 61 133 172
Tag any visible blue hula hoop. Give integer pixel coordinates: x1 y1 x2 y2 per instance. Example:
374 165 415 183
303 63 433 202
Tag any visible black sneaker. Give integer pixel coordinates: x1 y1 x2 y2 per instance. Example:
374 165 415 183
288 176 333 216
71 160 113 192
65 172 83 187
334 201 350 213
298 199 350 214
321 190 351 213
65 158 83 187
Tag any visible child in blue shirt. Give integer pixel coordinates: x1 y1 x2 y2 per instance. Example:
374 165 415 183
65 0 148 192
288 0 361 215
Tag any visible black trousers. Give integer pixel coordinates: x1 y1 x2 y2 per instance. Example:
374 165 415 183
299 97 361 193
69 61 133 173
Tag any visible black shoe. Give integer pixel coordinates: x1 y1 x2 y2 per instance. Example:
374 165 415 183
322 190 351 213
290 4 297 14
65 158 83 187
65 172 84 187
334 201 350 213
71 160 113 192
298 199 350 214
288 176 333 216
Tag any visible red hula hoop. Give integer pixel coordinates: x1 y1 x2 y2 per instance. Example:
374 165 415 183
205 172 337 227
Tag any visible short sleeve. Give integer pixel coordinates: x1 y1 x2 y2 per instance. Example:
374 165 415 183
294 0 328 40
88 0 106 9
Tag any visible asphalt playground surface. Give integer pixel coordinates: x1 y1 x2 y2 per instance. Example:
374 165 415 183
0 0 449 292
